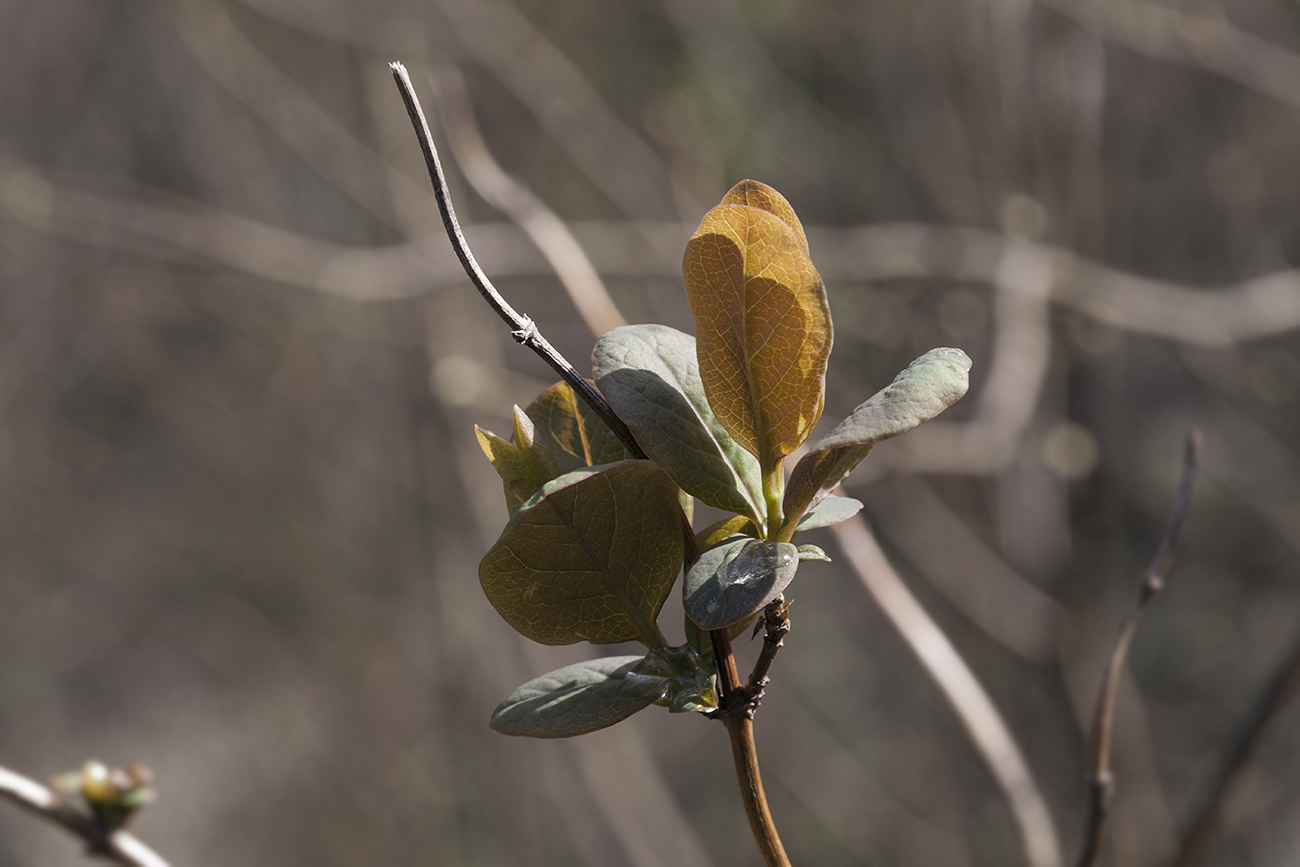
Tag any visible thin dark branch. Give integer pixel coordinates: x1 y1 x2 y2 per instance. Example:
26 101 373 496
745 595 791 697
1075 430 1201 867
0 766 169 867
388 61 644 460
1171 630 1300 867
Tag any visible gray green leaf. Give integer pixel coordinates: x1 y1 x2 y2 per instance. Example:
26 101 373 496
783 348 971 532
684 537 799 630
489 656 655 738
593 324 764 523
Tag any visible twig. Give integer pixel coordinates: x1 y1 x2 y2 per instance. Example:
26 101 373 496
0 766 169 867
388 61 643 460
832 516 1064 867
746 595 792 698
1075 430 1201 867
1171 629 1300 867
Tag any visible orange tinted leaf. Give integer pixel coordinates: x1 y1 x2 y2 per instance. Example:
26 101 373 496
720 180 808 252
683 198 831 466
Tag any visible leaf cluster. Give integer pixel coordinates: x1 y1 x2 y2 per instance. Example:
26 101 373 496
475 181 971 737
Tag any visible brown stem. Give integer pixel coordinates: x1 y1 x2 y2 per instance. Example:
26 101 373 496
711 626 791 867
1075 430 1200 867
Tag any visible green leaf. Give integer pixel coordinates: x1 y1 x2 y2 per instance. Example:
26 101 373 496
526 380 633 472
631 644 718 713
683 189 832 467
489 656 655 738
593 324 764 522
797 544 830 563
795 494 863 532
475 425 545 514
783 348 972 533
684 537 799 630
479 460 684 646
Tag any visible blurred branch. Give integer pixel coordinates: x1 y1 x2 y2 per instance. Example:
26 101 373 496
1041 0 1300 115
0 766 168 867
831 517 1064 867
429 0 685 219
425 61 628 336
1075 430 1200 867
1171 629 1300 867
388 61 643 458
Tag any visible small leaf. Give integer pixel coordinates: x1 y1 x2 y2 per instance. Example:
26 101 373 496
526 380 633 472
490 656 655 738
593 324 764 522
512 406 564 484
683 191 832 467
684 538 799 630
632 644 718 713
797 544 830 562
783 348 972 530
480 460 683 646
475 425 544 514
795 494 863 532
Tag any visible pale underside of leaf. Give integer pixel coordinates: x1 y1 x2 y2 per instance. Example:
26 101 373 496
683 203 831 465
479 460 683 646
490 656 654 738
784 347 972 528
593 324 764 522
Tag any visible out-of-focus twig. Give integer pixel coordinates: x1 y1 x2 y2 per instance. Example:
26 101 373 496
832 517 1064 867
1041 0 1300 115
1171 630 1300 867
0 766 168 867
1075 430 1200 867
426 61 627 337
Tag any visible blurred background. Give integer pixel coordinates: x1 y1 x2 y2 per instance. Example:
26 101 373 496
2 0 1299 864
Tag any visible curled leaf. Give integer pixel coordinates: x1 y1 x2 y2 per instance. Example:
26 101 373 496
684 537 799 630
479 460 683 646
783 348 972 532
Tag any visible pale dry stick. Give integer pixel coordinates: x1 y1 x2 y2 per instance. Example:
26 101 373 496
1171 629 1300 867
832 516 1064 867
1075 430 1200 867
426 0 685 220
8 161 1300 348
426 61 628 337
0 767 168 867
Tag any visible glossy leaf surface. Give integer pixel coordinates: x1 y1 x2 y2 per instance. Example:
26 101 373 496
490 656 654 738
784 348 971 530
593 324 763 521
480 460 683 646
526 380 632 472
683 191 831 466
684 537 799 630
